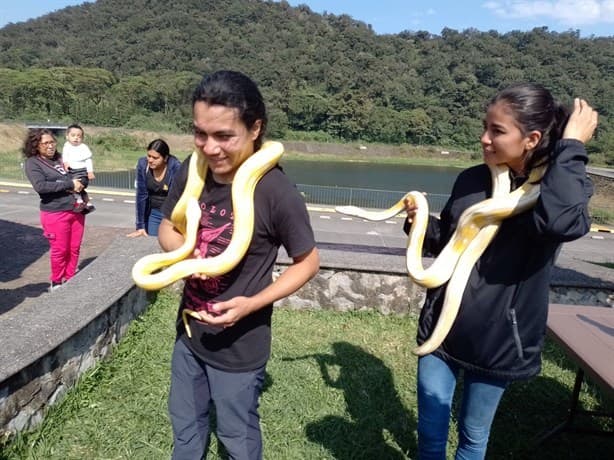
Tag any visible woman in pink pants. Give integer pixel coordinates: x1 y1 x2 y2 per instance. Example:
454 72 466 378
23 129 87 292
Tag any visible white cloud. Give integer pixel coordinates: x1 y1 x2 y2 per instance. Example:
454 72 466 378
483 0 614 25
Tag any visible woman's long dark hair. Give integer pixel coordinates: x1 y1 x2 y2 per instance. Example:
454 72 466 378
489 83 570 174
147 138 171 159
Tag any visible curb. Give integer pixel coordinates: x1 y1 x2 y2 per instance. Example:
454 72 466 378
0 180 340 213
0 180 134 197
590 224 614 234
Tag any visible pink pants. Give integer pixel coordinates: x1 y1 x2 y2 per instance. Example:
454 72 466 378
40 210 85 283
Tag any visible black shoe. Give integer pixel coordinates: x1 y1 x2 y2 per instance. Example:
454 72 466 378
82 203 96 215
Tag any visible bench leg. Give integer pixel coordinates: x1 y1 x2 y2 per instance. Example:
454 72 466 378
538 368 614 443
537 368 584 443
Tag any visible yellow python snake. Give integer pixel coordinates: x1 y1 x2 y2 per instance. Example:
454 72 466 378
335 164 545 356
131 141 284 296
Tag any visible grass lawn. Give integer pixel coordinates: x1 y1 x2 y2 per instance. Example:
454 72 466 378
2 291 614 459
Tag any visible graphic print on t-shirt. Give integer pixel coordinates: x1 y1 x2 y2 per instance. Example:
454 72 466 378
184 200 235 313
37 156 68 175
53 164 68 175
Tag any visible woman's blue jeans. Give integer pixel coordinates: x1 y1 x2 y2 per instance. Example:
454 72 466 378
417 353 508 460
146 208 163 236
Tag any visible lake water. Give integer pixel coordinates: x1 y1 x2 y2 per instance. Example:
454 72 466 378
280 159 459 194
96 159 460 195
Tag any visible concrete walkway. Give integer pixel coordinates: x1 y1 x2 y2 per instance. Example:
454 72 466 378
0 220 131 315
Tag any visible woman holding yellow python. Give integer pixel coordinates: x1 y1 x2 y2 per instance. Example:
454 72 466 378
405 83 598 460
157 70 319 459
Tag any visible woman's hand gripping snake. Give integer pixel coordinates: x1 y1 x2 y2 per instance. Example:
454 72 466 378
336 164 545 356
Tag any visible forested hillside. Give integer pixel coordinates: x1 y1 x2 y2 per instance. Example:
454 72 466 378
0 0 612 163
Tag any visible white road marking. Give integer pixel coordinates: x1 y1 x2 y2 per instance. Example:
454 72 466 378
367 231 379 235
341 217 353 221
124 200 135 204
102 198 115 202
319 215 331 219
18 191 30 194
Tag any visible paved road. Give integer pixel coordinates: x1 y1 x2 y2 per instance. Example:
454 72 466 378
1 180 613 273
0 181 410 249
1 179 612 315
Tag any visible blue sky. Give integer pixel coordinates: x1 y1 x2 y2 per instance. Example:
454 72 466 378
1 0 612 37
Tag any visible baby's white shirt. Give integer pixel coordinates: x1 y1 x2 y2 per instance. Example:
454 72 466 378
62 142 94 172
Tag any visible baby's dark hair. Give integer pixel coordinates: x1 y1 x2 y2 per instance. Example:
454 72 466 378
66 123 84 134
489 83 569 173
192 70 267 150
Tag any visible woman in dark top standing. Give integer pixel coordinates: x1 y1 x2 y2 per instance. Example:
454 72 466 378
23 128 87 291
127 139 181 237
404 84 598 459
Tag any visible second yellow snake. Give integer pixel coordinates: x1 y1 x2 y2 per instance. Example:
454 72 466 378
336 164 545 356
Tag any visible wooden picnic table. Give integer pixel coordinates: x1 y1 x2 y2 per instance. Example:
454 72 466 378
539 303 614 441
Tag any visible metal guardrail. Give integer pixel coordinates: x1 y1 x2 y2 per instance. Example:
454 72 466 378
89 170 452 213
298 183 449 214
2 165 611 225
92 171 451 214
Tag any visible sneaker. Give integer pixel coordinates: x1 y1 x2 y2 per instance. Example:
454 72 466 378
49 281 62 292
82 203 96 215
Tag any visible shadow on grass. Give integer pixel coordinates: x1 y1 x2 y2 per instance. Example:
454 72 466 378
304 341 417 459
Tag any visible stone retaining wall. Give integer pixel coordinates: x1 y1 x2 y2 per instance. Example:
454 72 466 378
277 266 614 313
0 287 150 437
0 236 156 440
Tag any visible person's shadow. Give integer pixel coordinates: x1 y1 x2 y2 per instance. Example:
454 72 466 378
303 341 417 459
0 219 50 313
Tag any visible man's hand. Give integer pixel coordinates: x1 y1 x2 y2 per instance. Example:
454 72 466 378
404 195 418 224
197 296 254 328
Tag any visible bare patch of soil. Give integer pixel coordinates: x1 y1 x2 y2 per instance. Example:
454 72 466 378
0 122 28 152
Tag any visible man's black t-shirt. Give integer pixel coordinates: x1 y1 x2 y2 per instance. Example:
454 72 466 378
161 157 315 372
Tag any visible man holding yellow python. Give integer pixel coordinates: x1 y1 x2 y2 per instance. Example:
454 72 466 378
403 83 598 459
153 70 319 459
